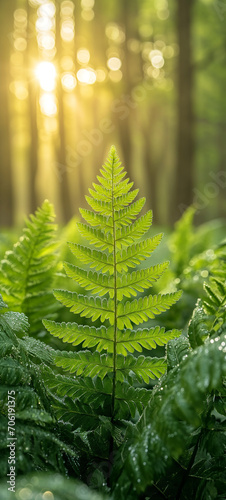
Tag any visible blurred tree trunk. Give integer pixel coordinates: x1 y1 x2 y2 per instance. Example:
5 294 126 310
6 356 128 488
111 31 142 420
55 2 72 223
27 1 39 214
172 0 194 222
217 123 226 218
117 0 141 179
141 106 159 218
0 1 14 226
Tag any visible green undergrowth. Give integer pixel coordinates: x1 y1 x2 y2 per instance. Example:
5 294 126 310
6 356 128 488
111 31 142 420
0 147 225 500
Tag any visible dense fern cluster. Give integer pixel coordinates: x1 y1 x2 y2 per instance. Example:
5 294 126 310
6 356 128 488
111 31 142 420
0 147 225 500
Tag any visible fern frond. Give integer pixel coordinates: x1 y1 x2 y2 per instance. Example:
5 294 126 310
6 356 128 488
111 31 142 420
113 190 140 210
43 319 113 351
44 321 180 357
51 396 105 430
114 198 146 226
117 291 182 329
64 263 114 297
0 300 80 479
68 243 114 274
0 200 59 334
54 290 114 323
115 211 152 248
54 350 166 383
188 300 209 348
43 369 150 418
77 223 114 251
54 350 113 379
116 327 181 355
79 209 113 233
116 354 167 383
0 357 30 385
116 234 163 272
167 336 191 371
46 146 181 428
114 331 226 499
116 262 169 299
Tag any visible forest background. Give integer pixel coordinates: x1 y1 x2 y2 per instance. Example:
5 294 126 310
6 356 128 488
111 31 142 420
0 0 225 228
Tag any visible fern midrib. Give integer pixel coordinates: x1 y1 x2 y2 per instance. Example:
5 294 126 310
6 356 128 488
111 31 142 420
111 160 118 422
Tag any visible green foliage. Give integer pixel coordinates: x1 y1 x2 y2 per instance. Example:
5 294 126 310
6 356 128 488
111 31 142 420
0 200 59 334
0 148 225 499
43 147 181 441
0 296 78 479
112 270 226 500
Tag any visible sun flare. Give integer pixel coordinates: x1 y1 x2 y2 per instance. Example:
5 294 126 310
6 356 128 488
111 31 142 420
35 61 57 92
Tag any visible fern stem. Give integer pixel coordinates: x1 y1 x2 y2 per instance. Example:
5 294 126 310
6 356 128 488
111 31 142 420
111 154 118 422
108 153 118 487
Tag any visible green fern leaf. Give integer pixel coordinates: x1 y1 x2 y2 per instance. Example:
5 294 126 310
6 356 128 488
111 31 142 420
116 234 163 272
188 300 209 348
54 350 166 384
116 262 169 300
115 211 153 248
54 290 114 323
43 368 150 418
116 327 181 355
44 321 180 357
116 355 167 383
0 200 59 334
114 198 146 226
68 243 114 274
52 396 106 430
46 146 181 424
54 350 113 379
64 263 114 297
167 336 191 371
117 291 182 329
79 209 113 233
77 223 114 251
43 319 113 351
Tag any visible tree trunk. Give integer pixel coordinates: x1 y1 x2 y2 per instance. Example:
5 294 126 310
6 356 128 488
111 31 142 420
116 0 141 179
27 1 39 214
0 1 14 226
55 2 73 223
172 0 194 223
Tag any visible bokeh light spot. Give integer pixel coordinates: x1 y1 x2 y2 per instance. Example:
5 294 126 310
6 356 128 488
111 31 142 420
61 19 74 42
42 492 54 500
149 50 164 68
107 57 122 71
61 1 74 16
39 93 57 116
77 48 90 64
77 68 96 84
14 38 27 52
36 16 53 32
14 9 27 24
81 0 95 7
38 33 55 51
35 61 56 92
61 72 77 91
38 2 56 18
18 487 32 500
